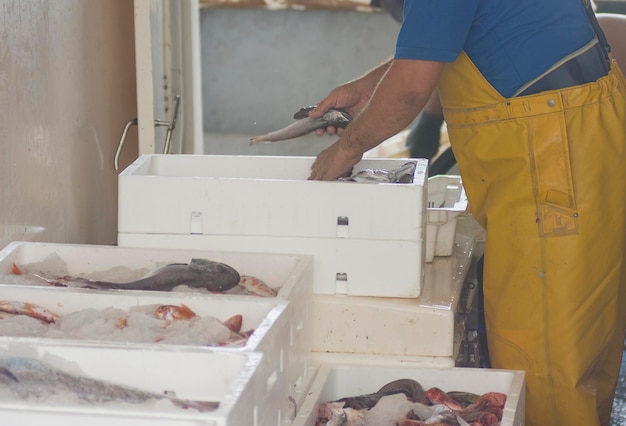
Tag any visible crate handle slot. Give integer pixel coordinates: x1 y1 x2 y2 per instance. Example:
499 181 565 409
336 216 349 238
190 211 203 234
335 272 348 294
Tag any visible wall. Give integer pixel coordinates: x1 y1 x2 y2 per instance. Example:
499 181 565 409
0 0 138 248
200 8 400 155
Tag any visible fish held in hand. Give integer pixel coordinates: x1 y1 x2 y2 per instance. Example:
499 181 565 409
37 258 241 293
0 357 219 412
249 106 352 144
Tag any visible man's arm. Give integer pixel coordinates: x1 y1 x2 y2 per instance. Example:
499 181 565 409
309 58 444 180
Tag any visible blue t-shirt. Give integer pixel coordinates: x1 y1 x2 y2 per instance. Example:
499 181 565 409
394 0 595 97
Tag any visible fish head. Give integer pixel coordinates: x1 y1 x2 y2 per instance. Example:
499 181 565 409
321 110 352 127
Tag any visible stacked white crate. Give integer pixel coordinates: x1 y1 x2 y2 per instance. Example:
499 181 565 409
0 242 313 425
114 154 524 422
293 364 525 426
310 233 475 367
116 154 430 404
0 340 265 426
117 155 429 298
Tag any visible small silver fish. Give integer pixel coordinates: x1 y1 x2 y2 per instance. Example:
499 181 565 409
0 357 218 412
338 162 417 184
249 106 352 144
35 258 241 293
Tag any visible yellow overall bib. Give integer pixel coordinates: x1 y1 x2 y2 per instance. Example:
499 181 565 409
438 53 626 425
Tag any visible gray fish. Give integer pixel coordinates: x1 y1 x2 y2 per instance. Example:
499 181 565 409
37 258 240 293
0 357 219 412
338 161 417 184
325 378 428 412
249 106 352 144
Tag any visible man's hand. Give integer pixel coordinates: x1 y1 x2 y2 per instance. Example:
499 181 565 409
308 60 393 136
308 142 362 181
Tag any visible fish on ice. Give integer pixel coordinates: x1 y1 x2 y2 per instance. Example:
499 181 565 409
316 378 428 425
0 357 219 412
316 378 507 426
237 275 278 297
154 304 197 322
338 161 417 184
34 258 241 293
0 301 59 324
249 106 352 144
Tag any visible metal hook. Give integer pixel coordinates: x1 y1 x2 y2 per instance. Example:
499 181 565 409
163 95 181 155
114 95 181 171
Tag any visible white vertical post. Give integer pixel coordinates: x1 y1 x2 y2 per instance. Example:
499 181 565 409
133 0 156 155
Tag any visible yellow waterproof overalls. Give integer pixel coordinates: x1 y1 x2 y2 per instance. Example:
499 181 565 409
438 52 626 424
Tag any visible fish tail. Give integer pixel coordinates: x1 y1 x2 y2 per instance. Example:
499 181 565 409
167 397 219 412
223 314 243 333
180 304 197 318
0 366 19 383
11 263 23 275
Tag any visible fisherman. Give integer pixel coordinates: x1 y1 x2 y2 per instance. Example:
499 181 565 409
307 1 626 424
400 1 626 164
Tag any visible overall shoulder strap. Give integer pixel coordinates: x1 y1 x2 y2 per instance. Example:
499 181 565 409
582 0 611 55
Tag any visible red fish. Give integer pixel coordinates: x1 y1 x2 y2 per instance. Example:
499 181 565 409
0 301 59 324
237 275 277 297
223 314 243 333
154 304 196 321
11 263 22 275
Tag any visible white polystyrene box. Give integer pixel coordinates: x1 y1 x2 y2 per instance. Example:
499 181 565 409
0 241 314 422
293 364 525 426
311 234 474 358
117 154 428 299
0 286 293 424
0 340 265 426
426 175 468 263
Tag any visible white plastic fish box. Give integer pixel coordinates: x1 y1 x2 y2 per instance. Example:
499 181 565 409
292 364 525 426
426 175 468 263
117 154 429 298
0 286 295 424
0 241 314 421
0 340 265 426
311 234 474 359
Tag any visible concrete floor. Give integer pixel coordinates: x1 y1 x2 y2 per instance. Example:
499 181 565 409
611 349 626 424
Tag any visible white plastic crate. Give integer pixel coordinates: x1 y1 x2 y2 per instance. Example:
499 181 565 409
0 340 265 426
293 364 525 426
117 154 428 298
0 286 292 424
426 175 468 263
0 241 313 422
311 234 474 358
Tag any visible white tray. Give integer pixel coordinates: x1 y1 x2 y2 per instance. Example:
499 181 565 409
0 341 265 426
293 364 525 426
426 175 468 262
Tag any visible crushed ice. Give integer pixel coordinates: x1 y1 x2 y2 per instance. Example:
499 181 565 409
0 304 242 347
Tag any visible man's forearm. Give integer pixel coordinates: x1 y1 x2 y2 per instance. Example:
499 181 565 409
341 59 443 156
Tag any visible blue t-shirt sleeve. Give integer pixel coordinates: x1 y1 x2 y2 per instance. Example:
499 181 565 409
394 0 480 62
